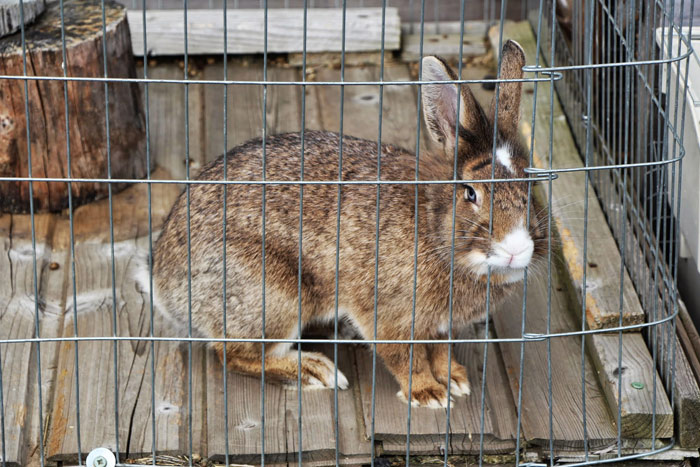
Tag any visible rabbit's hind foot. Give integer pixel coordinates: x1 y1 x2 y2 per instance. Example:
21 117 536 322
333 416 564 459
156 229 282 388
213 343 349 390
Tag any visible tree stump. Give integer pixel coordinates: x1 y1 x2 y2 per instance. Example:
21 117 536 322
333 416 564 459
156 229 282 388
0 0 148 213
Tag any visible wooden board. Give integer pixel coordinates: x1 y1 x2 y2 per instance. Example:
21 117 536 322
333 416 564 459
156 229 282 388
356 323 517 456
137 64 206 180
588 333 673 438
127 8 400 56
493 266 617 450
311 63 420 152
205 344 368 464
202 58 304 164
0 214 64 466
401 33 487 63
45 215 202 461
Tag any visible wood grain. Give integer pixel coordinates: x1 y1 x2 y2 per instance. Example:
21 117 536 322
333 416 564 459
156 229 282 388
588 333 673 438
0 214 63 466
202 58 304 165
138 64 205 180
355 323 517 455
127 8 401 56
494 267 618 450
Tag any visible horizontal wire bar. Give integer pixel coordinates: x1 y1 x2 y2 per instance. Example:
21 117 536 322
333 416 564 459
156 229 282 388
522 35 693 73
0 175 557 185
524 152 684 175
0 74 562 86
0 306 677 346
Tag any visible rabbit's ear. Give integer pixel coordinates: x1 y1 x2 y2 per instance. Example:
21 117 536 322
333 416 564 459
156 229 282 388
421 56 488 152
489 40 526 138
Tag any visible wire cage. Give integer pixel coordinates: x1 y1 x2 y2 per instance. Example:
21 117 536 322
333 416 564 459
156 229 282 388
0 0 697 467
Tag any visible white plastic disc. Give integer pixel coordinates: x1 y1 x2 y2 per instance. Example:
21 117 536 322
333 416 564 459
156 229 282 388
85 447 116 467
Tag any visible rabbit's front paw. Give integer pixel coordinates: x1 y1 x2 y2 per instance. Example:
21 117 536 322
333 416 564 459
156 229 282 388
396 381 453 409
436 362 471 397
299 352 349 390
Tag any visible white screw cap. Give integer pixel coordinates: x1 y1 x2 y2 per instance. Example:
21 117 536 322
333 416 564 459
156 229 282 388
85 447 116 467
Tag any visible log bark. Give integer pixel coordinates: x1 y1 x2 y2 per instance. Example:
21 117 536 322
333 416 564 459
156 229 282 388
0 0 148 213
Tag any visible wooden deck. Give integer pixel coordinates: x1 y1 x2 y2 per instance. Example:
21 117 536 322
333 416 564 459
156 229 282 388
1 22 699 467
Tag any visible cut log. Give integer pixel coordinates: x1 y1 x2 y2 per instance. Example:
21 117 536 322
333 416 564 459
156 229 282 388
0 0 45 38
0 0 149 213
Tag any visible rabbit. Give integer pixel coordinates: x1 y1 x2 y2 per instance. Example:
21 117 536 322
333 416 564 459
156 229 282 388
141 39 547 408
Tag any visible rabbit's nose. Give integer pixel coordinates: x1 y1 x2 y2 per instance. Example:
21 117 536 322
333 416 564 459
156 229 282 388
493 227 534 268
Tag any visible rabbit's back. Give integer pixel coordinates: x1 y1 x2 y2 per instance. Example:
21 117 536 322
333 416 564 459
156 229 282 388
151 131 424 337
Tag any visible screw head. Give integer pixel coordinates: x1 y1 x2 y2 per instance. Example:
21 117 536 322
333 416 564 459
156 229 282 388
86 448 115 467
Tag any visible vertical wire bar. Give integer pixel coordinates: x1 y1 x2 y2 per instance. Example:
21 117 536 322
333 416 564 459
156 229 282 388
616 0 636 455
545 0 558 462
477 0 508 463
333 1 348 463
58 1 84 461
580 0 596 460
0 343 4 467
405 0 427 462
222 0 231 464
486 3 509 466
260 0 269 464
99 0 121 462
296 0 309 465
369 0 388 464
296 0 309 463
443 0 468 462
648 0 666 410
656 0 677 439
183 1 194 464
141 1 157 464
18 0 46 464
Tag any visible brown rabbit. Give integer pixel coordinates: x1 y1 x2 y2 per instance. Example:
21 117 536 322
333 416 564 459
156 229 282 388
142 40 547 408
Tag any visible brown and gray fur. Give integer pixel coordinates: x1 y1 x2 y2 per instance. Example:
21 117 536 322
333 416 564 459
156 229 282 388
142 40 547 408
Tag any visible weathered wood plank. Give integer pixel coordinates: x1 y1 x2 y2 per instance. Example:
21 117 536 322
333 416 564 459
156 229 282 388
205 349 291 464
401 33 487 62
46 220 197 461
127 8 401 56
588 333 673 438
202 59 303 164
15 214 68 467
669 333 700 448
489 21 645 331
0 214 62 466
137 64 206 179
355 323 517 455
493 268 618 449
311 63 420 152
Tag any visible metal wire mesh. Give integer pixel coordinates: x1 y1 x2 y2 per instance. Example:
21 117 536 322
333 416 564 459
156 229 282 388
0 0 695 466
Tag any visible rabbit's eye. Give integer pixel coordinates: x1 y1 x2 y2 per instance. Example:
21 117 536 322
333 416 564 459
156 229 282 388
463 184 477 203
